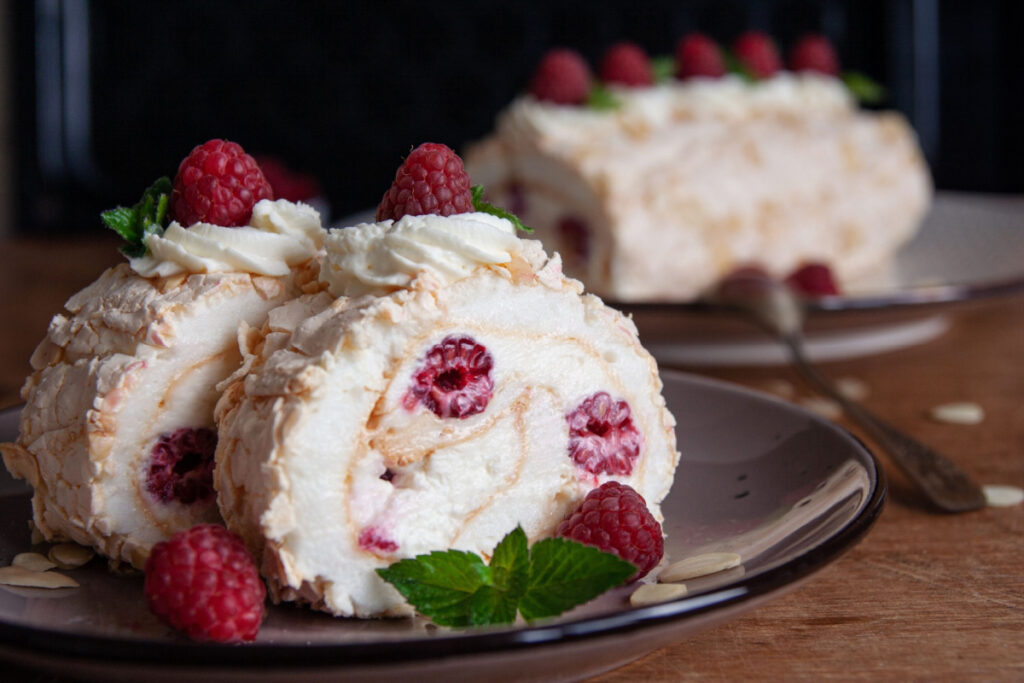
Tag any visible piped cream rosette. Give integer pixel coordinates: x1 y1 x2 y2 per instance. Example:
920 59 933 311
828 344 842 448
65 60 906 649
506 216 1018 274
0 199 324 568
215 212 680 618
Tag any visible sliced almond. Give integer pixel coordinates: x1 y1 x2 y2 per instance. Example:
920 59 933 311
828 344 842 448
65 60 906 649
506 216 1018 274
983 485 1024 508
836 377 869 401
0 565 79 589
29 521 45 545
659 552 742 583
630 582 687 607
800 396 842 420
12 552 57 572
49 543 95 569
763 379 795 398
930 402 984 425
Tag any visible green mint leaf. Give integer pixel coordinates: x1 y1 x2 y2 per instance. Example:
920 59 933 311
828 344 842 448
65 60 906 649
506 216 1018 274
102 176 173 257
723 51 756 82
376 549 493 627
470 185 534 234
468 584 519 626
651 55 676 83
586 83 621 111
489 524 530 599
518 537 636 622
842 71 886 105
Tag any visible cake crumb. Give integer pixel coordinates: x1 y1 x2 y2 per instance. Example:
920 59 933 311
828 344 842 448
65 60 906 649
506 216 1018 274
983 485 1023 508
929 402 984 425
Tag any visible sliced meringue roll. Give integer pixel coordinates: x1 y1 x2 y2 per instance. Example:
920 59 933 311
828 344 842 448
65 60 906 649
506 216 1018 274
1 199 324 568
215 211 680 617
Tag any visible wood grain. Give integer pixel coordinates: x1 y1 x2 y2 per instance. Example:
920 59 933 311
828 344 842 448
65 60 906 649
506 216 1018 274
0 238 1021 680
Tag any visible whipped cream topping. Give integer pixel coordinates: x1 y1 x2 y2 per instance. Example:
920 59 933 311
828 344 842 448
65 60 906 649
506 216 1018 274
129 199 324 278
320 212 524 298
502 73 854 145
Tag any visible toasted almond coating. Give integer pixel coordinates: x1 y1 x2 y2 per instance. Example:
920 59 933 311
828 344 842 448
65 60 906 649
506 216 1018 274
12 552 57 572
49 543 95 569
0 565 79 588
630 582 688 607
659 552 742 582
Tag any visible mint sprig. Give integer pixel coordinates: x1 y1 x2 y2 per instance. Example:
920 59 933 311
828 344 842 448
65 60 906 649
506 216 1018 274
101 177 173 257
841 71 886 105
586 83 622 111
650 55 676 83
376 526 635 627
471 185 533 234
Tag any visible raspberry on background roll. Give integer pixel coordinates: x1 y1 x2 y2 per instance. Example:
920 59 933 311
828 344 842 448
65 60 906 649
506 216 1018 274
215 210 680 617
1 141 326 569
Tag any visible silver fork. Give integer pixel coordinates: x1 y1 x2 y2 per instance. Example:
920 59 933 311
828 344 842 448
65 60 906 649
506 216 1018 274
706 270 986 513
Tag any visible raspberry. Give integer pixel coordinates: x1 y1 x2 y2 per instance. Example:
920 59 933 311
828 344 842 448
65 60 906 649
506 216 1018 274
788 34 840 76
358 527 399 554
171 139 273 227
566 392 642 476
675 33 726 79
785 262 840 296
376 143 473 221
556 481 664 581
145 427 217 505
254 156 321 202
529 48 592 105
557 215 590 265
732 31 782 79
599 42 653 87
144 524 265 643
403 335 494 419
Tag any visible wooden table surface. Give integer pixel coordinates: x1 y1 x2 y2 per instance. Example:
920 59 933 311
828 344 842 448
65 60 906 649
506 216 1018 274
1 236 1021 681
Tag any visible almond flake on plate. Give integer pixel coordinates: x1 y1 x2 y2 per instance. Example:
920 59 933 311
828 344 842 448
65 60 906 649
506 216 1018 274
929 402 984 425
12 552 57 572
659 552 743 583
49 543 95 569
0 565 79 589
629 582 688 607
799 396 842 420
983 485 1024 508
836 377 869 401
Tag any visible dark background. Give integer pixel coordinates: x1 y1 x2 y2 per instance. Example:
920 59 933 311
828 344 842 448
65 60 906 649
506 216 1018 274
9 0 1024 233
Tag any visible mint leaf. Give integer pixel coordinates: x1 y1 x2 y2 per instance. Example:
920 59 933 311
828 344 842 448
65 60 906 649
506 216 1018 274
586 83 621 111
470 185 533 234
842 71 886 105
723 51 756 81
519 537 636 621
651 55 676 83
102 176 173 257
376 549 493 627
376 526 635 628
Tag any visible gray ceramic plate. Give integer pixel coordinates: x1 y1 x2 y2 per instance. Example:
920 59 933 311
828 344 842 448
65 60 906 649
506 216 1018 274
0 372 884 682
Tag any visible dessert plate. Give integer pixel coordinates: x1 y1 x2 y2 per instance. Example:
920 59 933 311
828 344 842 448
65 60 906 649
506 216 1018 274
0 372 885 682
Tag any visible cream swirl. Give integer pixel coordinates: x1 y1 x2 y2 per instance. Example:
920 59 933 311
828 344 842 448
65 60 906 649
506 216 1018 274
320 212 523 298
129 199 324 278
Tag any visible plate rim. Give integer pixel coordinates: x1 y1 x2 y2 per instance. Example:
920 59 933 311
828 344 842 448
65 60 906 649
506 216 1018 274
0 371 887 671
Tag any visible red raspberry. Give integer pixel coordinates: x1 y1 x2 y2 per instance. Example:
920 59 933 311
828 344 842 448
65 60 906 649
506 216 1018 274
599 42 653 87
529 48 592 105
566 392 642 476
145 427 217 505
376 143 473 221
171 139 274 227
785 262 840 296
254 156 322 202
732 31 782 79
788 34 840 76
403 335 494 419
556 481 664 581
675 33 726 79
144 524 265 643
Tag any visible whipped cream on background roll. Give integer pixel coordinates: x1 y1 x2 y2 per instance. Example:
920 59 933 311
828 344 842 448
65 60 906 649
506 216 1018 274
320 212 523 298
130 199 324 278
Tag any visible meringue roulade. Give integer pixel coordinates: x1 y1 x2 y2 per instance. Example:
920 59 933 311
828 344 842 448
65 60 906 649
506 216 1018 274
1 198 324 568
464 72 932 301
215 211 680 618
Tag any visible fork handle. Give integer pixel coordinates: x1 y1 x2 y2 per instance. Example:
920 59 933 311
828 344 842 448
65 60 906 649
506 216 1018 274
783 334 986 513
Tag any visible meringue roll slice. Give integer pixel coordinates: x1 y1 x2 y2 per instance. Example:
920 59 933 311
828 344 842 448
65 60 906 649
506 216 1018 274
215 212 680 618
1 199 324 568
